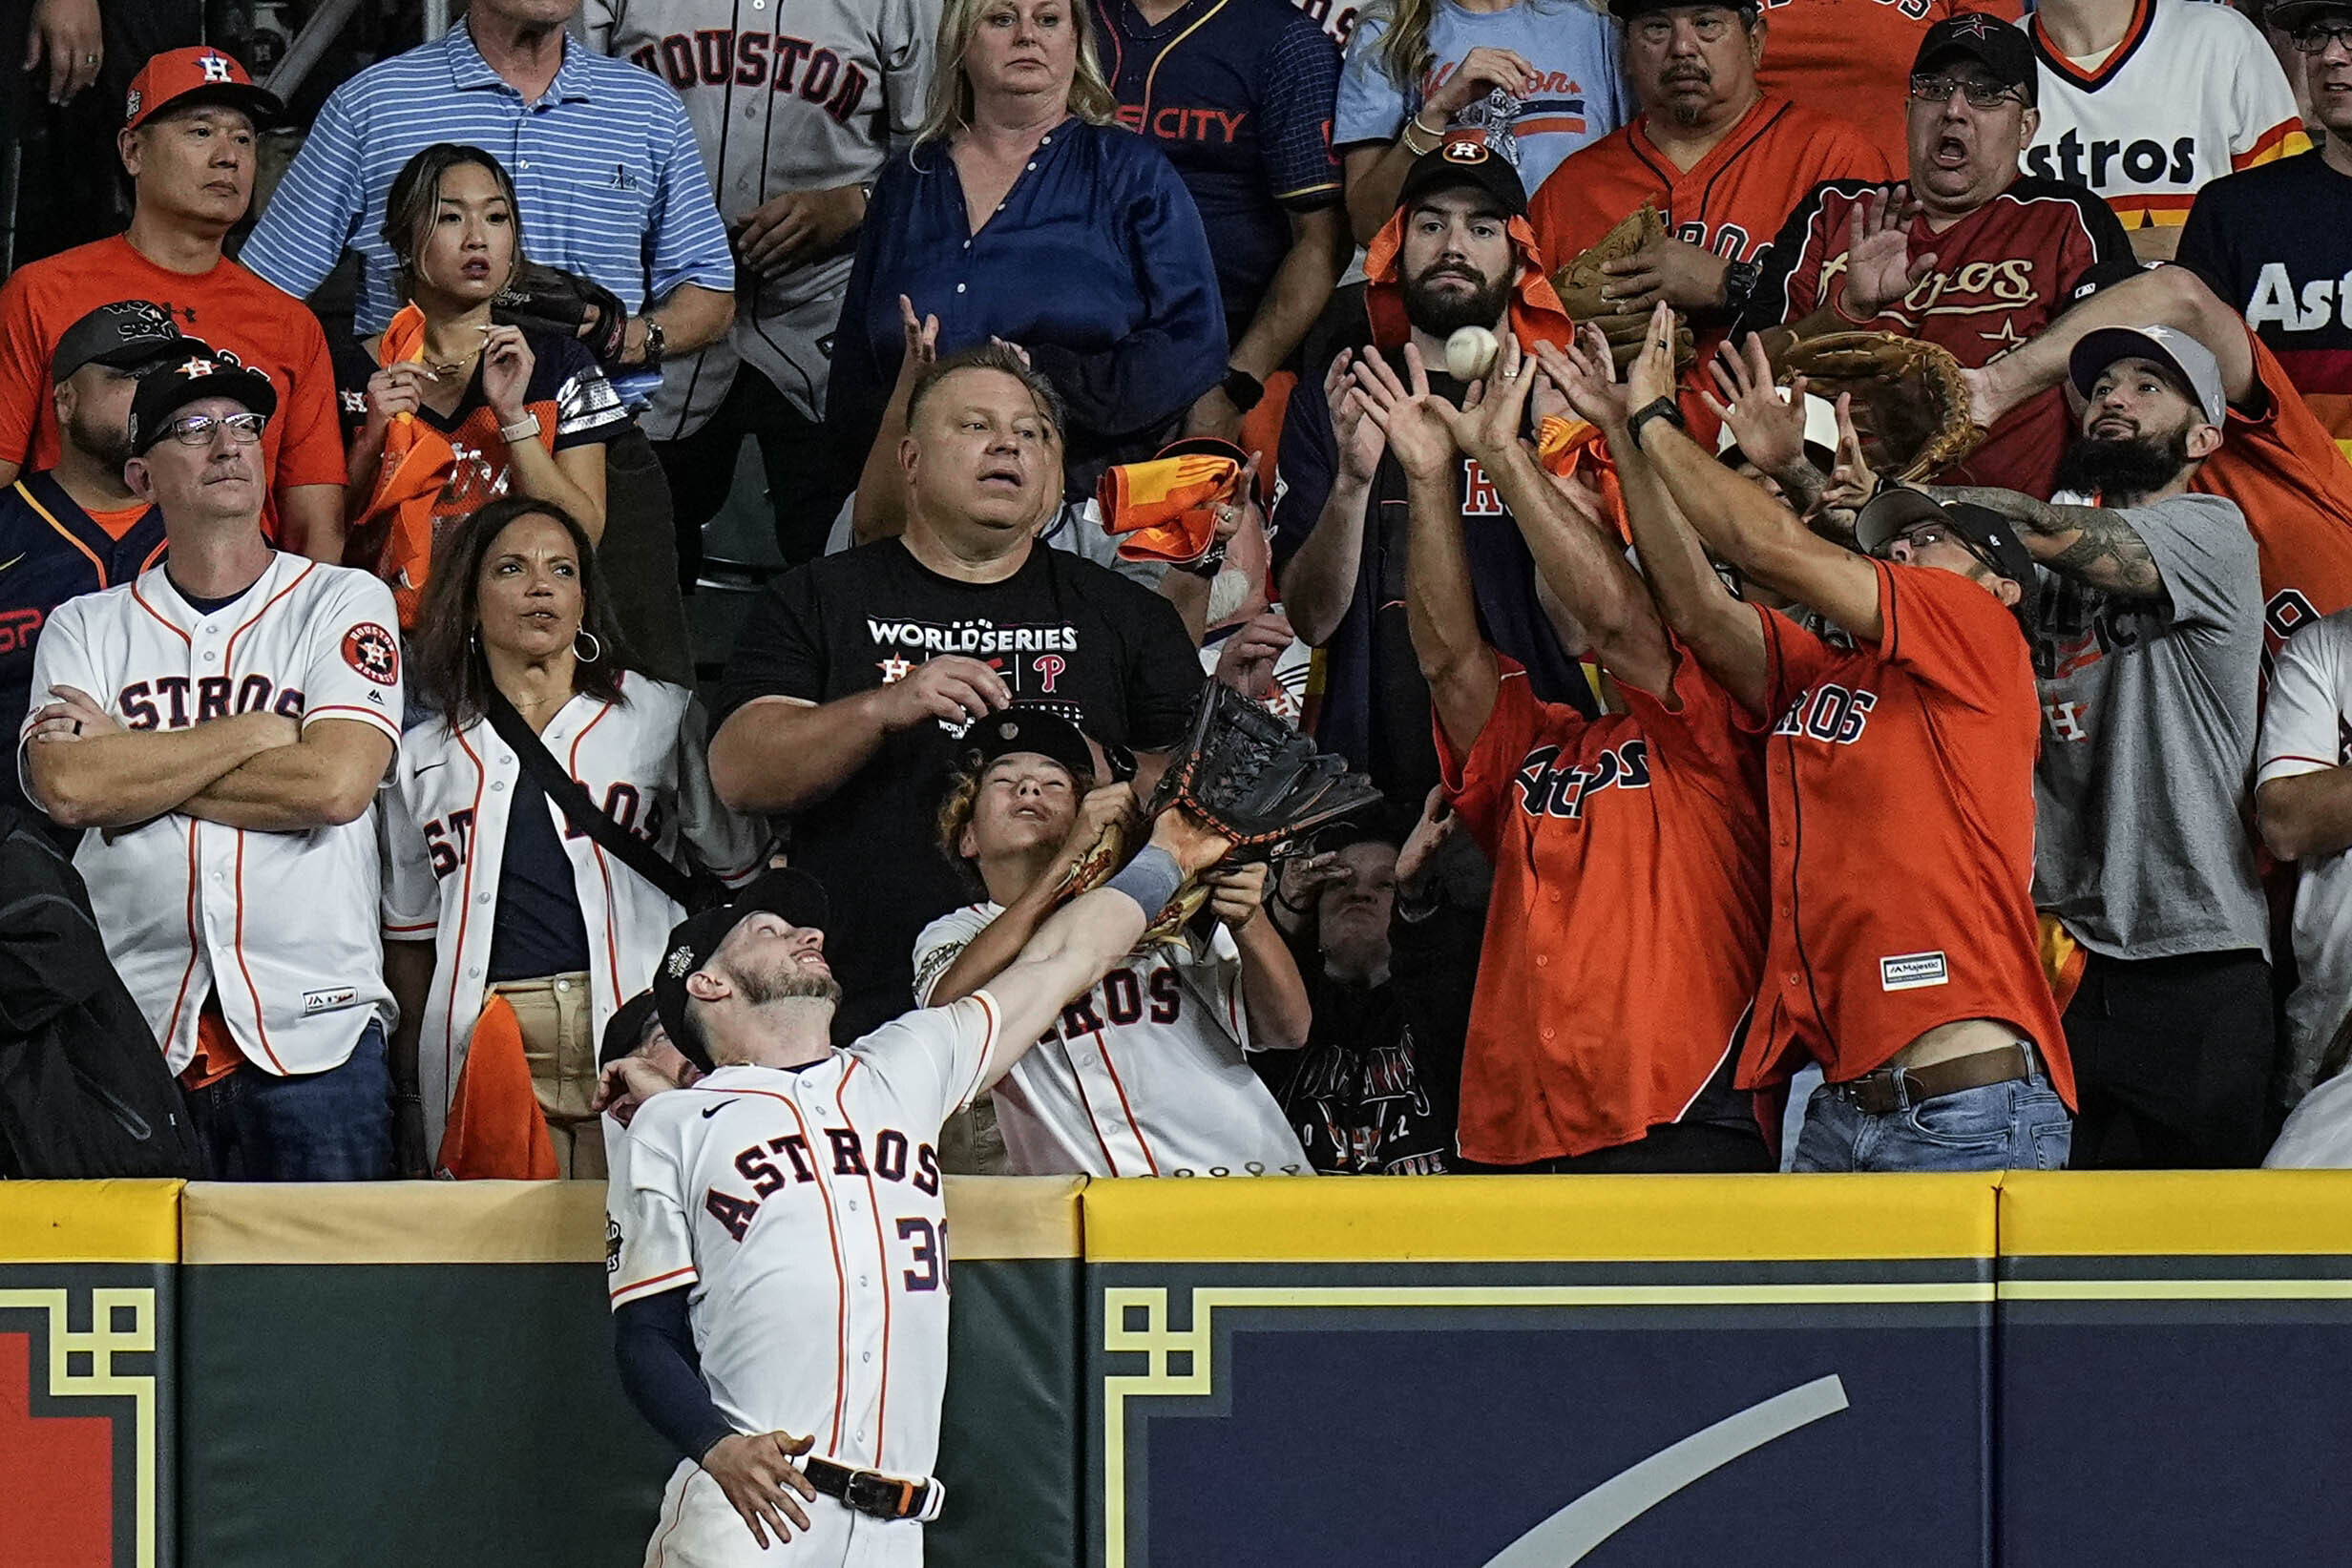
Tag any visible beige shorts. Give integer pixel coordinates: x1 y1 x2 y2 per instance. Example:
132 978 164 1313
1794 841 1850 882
490 972 605 1181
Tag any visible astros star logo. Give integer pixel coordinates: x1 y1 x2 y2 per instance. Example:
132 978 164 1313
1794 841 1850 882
1980 316 2027 351
1948 12 1995 37
878 654 914 683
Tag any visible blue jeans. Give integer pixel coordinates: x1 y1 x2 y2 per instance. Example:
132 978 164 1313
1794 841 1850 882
1792 1070 2073 1173
189 1018 393 1181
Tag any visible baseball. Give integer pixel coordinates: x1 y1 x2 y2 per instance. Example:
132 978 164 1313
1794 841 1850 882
1446 324 1500 382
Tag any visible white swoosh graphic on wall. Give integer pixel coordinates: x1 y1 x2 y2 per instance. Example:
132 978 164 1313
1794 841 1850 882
1481 1375 1852 1567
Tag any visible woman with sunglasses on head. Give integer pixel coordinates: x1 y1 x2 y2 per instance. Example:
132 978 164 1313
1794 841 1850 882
381 497 763 1181
338 144 631 630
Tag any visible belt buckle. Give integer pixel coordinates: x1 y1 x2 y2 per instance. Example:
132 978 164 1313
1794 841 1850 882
843 1469 909 1520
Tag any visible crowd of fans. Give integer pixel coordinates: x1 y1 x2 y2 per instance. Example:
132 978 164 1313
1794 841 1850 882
10 0 2352 1183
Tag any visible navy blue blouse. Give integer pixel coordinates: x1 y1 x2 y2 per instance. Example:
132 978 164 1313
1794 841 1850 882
828 116 1228 493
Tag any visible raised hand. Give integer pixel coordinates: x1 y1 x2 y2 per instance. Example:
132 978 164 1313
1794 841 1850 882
1348 344 1457 483
1326 348 1388 486
1702 334 1810 479
871 654 1011 732
1626 303 1682 416
1836 184 1935 322
1422 45 1536 117
1532 326 1630 436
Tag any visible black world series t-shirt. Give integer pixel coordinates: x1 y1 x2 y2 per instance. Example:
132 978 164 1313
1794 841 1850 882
716 538 1204 1042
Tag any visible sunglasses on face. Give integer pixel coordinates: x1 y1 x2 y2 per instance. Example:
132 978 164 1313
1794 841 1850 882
1909 73 2026 110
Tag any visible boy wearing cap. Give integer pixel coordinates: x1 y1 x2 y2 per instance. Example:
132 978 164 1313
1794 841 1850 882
910 706 1312 1178
0 49 346 562
1735 11 2137 497
0 299 181 829
18 346 405 1181
1604 303 2073 1173
1925 324 2269 1169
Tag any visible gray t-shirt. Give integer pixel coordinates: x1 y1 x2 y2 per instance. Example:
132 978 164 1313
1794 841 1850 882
2030 491 2267 958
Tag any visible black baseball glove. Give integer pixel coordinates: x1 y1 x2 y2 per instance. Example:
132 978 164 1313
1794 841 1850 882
491 262 631 370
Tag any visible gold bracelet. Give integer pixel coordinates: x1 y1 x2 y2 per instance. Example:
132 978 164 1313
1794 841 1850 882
1399 113 1438 157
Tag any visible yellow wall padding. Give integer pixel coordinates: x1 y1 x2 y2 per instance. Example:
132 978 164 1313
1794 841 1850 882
942 1175 1086 1260
1080 1173 2001 1263
182 1180 609 1265
2000 1169 2352 1257
0 1180 181 1263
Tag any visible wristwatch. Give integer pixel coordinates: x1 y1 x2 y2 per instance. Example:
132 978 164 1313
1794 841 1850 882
1627 396 1687 447
1220 366 1265 413
1720 255 1763 316
640 316 668 369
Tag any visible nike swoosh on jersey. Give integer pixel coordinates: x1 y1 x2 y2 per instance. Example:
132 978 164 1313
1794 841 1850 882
414 759 449 774
702 1100 737 1119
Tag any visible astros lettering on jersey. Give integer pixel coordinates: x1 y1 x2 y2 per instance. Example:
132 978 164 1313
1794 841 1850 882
17 554 403 1074
383 674 763 1154
608 993 1001 1565
912 906 1309 1178
2024 0 2307 244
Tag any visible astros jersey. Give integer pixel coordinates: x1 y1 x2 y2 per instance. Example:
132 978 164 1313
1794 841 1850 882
0 473 162 823
588 0 937 436
1753 0 2025 173
17 554 404 1076
1097 0 1344 343
2256 608 2352 1099
608 993 1000 1562
1738 560 2071 1101
1438 655 1768 1165
913 906 1309 1177
1741 175 2138 495
2025 0 2307 246
382 675 763 1156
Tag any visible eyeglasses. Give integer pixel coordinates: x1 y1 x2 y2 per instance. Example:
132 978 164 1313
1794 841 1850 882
1908 73 2026 110
1877 520 1995 572
2293 19 2352 52
161 410 267 446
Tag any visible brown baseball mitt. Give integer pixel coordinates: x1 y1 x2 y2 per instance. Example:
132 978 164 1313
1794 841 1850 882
1549 202 1695 370
1774 331 1983 482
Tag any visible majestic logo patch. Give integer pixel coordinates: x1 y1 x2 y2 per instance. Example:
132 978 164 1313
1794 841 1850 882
342 623 399 685
303 987 359 1014
1880 951 1950 993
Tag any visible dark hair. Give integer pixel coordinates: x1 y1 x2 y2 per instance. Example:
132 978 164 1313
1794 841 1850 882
409 497 633 728
381 143 526 304
906 342 1068 436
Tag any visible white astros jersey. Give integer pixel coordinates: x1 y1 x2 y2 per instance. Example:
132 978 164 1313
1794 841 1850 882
608 992 1003 1567
2257 607 2352 1104
381 674 763 1154
913 905 1311 1179
2025 0 2307 244
15 554 403 1075
586 0 938 438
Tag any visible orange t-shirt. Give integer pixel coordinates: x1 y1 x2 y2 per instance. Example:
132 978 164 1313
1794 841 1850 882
1754 0 2027 175
2192 332 2352 659
1438 653 1770 1164
0 236 346 519
1739 561 2073 1101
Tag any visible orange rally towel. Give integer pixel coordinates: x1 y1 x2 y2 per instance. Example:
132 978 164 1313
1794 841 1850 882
1097 450 1240 565
355 304 459 628
1364 206 1571 359
436 994 558 1181
1535 415 1630 543
2037 914 2088 1015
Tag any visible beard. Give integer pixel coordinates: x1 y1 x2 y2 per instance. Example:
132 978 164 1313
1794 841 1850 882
1402 263 1514 340
734 960 844 1009
1659 70 1712 126
67 405 133 474
2050 425 2193 505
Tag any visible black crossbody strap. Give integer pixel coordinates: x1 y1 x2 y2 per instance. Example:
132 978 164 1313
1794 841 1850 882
482 688 698 909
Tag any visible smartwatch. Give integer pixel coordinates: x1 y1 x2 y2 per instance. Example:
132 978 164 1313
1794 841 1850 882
1627 396 1687 447
1720 256 1763 316
1220 366 1266 413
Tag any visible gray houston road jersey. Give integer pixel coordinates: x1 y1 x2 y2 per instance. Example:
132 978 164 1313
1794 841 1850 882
589 0 937 437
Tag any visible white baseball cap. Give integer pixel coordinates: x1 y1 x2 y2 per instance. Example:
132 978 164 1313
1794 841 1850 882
2068 324 2227 427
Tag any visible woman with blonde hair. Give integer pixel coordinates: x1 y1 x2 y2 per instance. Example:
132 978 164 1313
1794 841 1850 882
828 0 1228 533
1334 0 1627 242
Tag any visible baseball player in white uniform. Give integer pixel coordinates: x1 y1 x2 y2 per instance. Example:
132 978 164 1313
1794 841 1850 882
17 346 405 1181
911 706 1312 1179
383 670 764 1161
2256 605 2352 1106
588 0 938 563
607 808 1240 1563
2025 0 2308 261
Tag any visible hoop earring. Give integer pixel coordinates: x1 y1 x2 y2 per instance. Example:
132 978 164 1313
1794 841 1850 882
575 629 603 663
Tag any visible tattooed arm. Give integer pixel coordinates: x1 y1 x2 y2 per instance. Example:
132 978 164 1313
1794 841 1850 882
1925 485 2165 601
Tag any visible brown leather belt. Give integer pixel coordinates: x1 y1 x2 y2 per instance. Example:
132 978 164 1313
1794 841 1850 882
802 1455 945 1522
1825 1041 2038 1117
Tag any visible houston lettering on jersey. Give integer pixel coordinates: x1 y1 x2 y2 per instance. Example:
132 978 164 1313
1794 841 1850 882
628 31 871 124
704 1124 942 1243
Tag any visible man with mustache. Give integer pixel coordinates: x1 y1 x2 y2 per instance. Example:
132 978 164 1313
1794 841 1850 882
1527 0 1884 380
1272 141 1594 805
1921 324 2270 1168
1734 12 2137 496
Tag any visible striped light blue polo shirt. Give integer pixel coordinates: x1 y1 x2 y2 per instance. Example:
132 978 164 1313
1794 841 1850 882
242 19 735 408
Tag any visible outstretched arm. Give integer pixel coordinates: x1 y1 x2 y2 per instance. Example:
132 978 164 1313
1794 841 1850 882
1969 264 2259 428
1925 483 2164 601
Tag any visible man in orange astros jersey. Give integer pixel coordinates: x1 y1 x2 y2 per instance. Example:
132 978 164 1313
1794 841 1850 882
1528 0 1886 388
1354 332 1774 1171
1964 261 2352 659
1588 303 2074 1171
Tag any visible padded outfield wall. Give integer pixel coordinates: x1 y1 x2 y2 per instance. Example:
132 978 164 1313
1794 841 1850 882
7 1173 2352 1567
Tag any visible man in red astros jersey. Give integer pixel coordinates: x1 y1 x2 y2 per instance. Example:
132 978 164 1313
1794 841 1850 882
1964 261 2352 662
1736 12 2137 497
1354 331 1773 1171
1600 303 2074 1171
1528 0 1886 358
